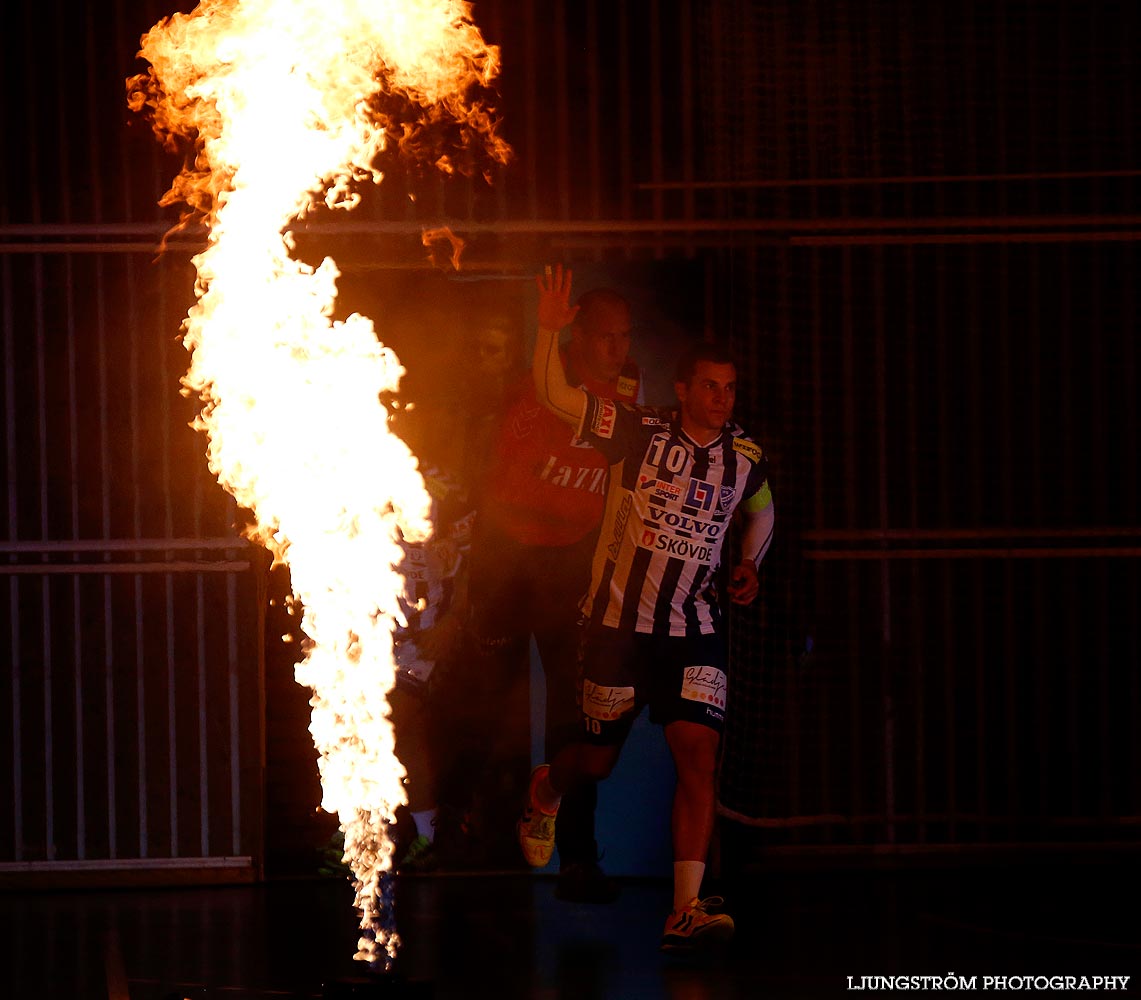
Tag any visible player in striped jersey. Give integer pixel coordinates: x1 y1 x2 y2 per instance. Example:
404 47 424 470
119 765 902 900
518 265 775 952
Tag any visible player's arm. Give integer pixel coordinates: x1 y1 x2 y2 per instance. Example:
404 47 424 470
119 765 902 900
533 264 587 429
727 488 774 606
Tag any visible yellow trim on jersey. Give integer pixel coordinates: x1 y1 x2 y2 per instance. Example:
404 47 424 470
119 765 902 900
741 481 772 512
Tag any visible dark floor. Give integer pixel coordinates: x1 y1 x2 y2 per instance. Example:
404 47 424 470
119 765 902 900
4 860 1139 1000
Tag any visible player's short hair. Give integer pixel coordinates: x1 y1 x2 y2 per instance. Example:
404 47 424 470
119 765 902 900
674 341 737 385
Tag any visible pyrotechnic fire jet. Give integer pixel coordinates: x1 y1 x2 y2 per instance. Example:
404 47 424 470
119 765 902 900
127 0 509 967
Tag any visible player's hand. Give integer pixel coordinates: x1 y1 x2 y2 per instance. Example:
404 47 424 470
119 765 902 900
415 613 463 662
728 560 759 605
536 263 579 331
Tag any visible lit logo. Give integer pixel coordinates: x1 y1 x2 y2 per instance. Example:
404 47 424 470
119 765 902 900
617 375 638 400
592 399 617 439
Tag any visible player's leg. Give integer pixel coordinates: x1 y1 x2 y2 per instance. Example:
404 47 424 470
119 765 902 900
653 634 734 951
460 524 534 864
518 624 640 868
389 683 440 872
533 537 617 899
664 720 720 871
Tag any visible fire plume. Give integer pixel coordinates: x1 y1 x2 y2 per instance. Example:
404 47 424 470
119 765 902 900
128 0 508 966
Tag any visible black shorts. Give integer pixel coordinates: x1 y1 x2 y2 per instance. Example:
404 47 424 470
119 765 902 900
578 625 729 745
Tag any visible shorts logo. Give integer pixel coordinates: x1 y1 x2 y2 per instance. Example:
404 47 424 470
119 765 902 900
591 399 617 439
681 666 727 712
583 679 637 721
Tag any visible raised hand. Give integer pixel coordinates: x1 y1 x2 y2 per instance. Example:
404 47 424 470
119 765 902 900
536 263 579 332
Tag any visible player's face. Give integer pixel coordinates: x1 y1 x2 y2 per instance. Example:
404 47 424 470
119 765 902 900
475 327 514 378
573 301 632 383
676 361 737 436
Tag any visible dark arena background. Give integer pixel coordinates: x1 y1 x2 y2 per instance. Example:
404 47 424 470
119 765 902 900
2 1 1139 998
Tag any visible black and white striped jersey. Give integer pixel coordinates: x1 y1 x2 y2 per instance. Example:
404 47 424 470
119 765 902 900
577 392 772 636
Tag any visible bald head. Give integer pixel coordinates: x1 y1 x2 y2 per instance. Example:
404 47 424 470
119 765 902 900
570 288 632 384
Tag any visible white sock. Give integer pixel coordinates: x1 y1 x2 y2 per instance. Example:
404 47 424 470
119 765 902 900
673 861 705 910
412 809 437 843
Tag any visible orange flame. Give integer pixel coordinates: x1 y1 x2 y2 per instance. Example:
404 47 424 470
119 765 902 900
128 0 508 967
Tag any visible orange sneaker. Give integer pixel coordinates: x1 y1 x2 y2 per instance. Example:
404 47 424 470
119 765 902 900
517 764 559 867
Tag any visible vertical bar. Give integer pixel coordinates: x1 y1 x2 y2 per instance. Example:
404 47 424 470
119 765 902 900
677 0 696 231
1121 254 1139 808
135 573 147 856
67 257 87 857
902 242 926 838
197 573 210 855
50 0 88 859
839 249 862 826
104 575 116 857
807 243 830 823
227 572 242 854
128 165 148 859
33 252 56 860
253 559 269 877
991 3 1017 834
166 571 178 856
158 260 179 859
585 0 601 222
862 10 895 842
1053 15 1082 820
522 1 538 219
648 0 664 257
872 248 895 842
617 2 632 227
934 242 956 835
3 251 24 861
97 252 116 856
552 0 570 220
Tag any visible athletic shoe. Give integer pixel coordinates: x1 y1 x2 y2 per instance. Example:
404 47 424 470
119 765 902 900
397 834 438 873
517 764 559 867
555 861 621 903
660 896 735 952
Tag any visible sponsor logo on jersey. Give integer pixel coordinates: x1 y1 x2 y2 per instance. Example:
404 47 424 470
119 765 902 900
681 665 727 711
639 476 682 502
647 507 723 538
591 399 617 439
617 375 639 400
538 455 607 493
608 493 633 559
642 528 657 548
684 479 715 511
653 535 714 561
732 437 763 463
718 486 737 513
641 415 666 427
583 679 637 721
